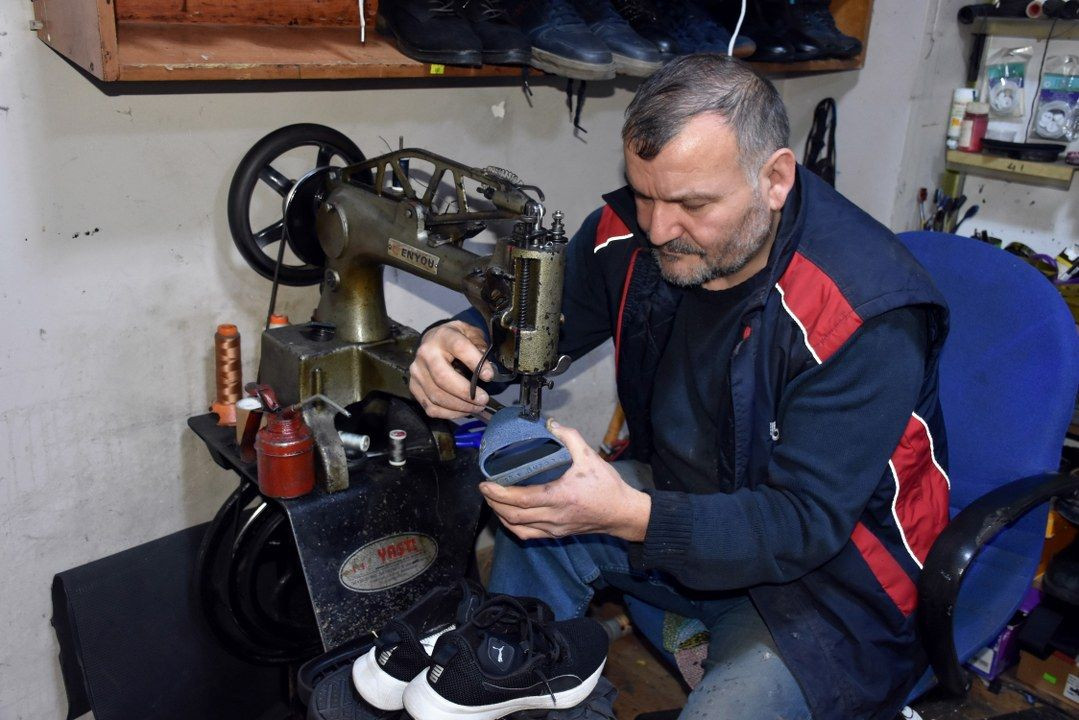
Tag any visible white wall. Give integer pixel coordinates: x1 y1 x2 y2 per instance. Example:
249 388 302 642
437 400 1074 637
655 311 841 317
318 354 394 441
0 0 945 716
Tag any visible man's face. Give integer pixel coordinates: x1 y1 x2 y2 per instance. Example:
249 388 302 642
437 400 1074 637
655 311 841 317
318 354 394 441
624 114 774 289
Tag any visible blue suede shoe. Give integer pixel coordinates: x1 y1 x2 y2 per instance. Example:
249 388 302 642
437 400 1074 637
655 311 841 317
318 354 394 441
654 0 756 57
510 0 616 80
572 0 665 77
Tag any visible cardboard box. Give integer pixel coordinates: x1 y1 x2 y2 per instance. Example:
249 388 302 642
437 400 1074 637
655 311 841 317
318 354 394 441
1016 649 1079 708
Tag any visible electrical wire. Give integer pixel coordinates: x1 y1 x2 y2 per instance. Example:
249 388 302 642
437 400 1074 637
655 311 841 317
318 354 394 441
728 0 747 57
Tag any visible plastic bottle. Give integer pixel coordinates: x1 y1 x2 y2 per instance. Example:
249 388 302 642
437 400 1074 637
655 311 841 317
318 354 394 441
947 88 977 150
958 102 990 153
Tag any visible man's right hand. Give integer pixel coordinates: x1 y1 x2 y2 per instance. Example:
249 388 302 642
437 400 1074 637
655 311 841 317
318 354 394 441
409 320 495 419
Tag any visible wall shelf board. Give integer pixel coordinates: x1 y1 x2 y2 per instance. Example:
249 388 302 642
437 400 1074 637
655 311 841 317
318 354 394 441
945 149 1076 190
970 17 1079 40
33 0 872 85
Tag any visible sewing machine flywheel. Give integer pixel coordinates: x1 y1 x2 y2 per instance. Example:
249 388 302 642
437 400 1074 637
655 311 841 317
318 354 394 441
227 124 371 287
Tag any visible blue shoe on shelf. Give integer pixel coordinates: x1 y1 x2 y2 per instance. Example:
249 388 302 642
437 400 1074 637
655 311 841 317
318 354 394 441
654 0 756 57
510 0 617 80
572 0 665 77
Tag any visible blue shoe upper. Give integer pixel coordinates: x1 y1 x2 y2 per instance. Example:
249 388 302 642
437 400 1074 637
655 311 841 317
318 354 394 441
654 0 754 54
512 0 613 64
573 0 662 62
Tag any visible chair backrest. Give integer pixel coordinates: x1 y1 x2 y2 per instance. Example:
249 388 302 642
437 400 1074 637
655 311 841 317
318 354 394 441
898 231 1079 699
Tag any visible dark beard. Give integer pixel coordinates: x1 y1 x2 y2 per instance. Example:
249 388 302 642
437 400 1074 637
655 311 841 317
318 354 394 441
652 196 773 287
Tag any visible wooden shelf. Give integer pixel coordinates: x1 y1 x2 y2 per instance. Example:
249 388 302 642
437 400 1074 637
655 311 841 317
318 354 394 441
114 22 520 81
33 0 872 85
970 17 1079 40
946 149 1076 190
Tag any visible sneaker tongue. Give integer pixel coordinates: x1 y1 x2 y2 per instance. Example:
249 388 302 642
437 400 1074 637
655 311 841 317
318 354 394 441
476 631 526 675
454 588 484 625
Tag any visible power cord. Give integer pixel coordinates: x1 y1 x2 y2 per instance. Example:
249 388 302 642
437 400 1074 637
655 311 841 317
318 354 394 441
728 0 747 57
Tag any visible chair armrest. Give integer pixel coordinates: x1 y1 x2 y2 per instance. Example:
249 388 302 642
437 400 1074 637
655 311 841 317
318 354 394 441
917 472 1079 696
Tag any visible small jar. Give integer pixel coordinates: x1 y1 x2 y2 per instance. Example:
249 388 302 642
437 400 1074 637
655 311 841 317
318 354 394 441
958 102 990 153
946 88 976 150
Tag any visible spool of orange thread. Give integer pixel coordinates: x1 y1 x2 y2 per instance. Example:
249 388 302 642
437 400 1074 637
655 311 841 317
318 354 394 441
211 323 242 426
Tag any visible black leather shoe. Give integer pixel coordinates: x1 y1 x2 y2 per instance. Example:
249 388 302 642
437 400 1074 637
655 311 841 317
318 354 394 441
787 0 861 59
610 0 678 56
757 0 826 61
573 0 664 76
510 0 616 80
740 0 796 63
462 0 531 64
378 0 484 65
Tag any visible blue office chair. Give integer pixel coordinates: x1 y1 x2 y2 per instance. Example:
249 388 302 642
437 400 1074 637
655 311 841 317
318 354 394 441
624 231 1079 706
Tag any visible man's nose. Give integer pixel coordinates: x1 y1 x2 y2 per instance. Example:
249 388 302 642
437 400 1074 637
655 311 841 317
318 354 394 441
645 202 682 246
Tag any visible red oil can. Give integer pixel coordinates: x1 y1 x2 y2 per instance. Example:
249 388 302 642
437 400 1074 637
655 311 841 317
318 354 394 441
255 409 316 499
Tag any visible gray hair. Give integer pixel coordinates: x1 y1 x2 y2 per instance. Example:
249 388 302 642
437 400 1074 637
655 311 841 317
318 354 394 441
622 54 791 181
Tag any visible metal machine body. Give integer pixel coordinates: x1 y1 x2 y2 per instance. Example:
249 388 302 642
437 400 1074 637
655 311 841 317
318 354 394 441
195 126 574 661
271 147 572 491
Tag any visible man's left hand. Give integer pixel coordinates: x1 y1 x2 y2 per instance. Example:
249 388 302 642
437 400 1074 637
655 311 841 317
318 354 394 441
479 420 652 542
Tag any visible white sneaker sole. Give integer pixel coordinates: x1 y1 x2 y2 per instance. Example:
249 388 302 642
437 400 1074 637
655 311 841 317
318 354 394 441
402 660 606 720
351 647 417 711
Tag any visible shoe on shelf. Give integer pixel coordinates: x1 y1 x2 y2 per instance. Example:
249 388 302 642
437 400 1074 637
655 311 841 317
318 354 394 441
653 0 756 58
736 0 797 63
611 0 679 56
377 0 484 65
402 595 609 720
756 0 826 62
461 0 532 65
509 0 617 80
572 0 665 77
787 0 862 59
352 579 489 711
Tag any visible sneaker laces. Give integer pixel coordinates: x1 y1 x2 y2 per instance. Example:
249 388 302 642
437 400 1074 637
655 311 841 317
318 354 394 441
466 0 509 21
613 0 659 24
471 596 566 704
428 0 459 16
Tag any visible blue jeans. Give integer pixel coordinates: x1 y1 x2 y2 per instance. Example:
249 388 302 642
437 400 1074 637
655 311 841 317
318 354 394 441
488 519 812 719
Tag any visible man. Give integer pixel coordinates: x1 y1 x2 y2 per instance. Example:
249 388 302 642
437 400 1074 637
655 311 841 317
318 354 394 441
409 54 950 720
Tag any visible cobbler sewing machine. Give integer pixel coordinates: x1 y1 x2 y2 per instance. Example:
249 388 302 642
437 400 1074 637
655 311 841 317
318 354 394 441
189 124 571 664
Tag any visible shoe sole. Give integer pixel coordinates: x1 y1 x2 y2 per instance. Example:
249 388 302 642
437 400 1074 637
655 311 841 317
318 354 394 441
611 53 665 77
529 47 616 81
351 647 417 711
483 50 532 66
376 15 483 66
402 660 606 720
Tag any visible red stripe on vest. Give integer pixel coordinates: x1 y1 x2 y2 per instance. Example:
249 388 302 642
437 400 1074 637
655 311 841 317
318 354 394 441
777 252 864 362
890 415 951 565
851 522 918 616
615 248 643 373
595 206 633 250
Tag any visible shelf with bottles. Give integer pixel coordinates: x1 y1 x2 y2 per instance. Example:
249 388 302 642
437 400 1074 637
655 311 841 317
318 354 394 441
32 0 873 85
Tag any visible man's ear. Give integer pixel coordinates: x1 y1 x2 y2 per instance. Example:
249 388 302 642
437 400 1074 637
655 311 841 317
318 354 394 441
759 148 797 212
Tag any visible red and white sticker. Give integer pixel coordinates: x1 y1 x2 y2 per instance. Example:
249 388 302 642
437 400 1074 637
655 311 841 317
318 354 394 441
339 532 438 593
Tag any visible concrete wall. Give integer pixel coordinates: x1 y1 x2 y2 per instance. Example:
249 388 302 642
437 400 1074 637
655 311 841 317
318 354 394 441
0 1 953 717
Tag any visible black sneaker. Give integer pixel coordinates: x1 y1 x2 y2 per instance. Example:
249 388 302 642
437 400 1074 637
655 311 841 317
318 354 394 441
377 0 484 66
461 0 532 65
653 0 756 57
352 579 488 711
402 595 609 720
788 0 862 59
510 0 617 80
611 0 678 55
